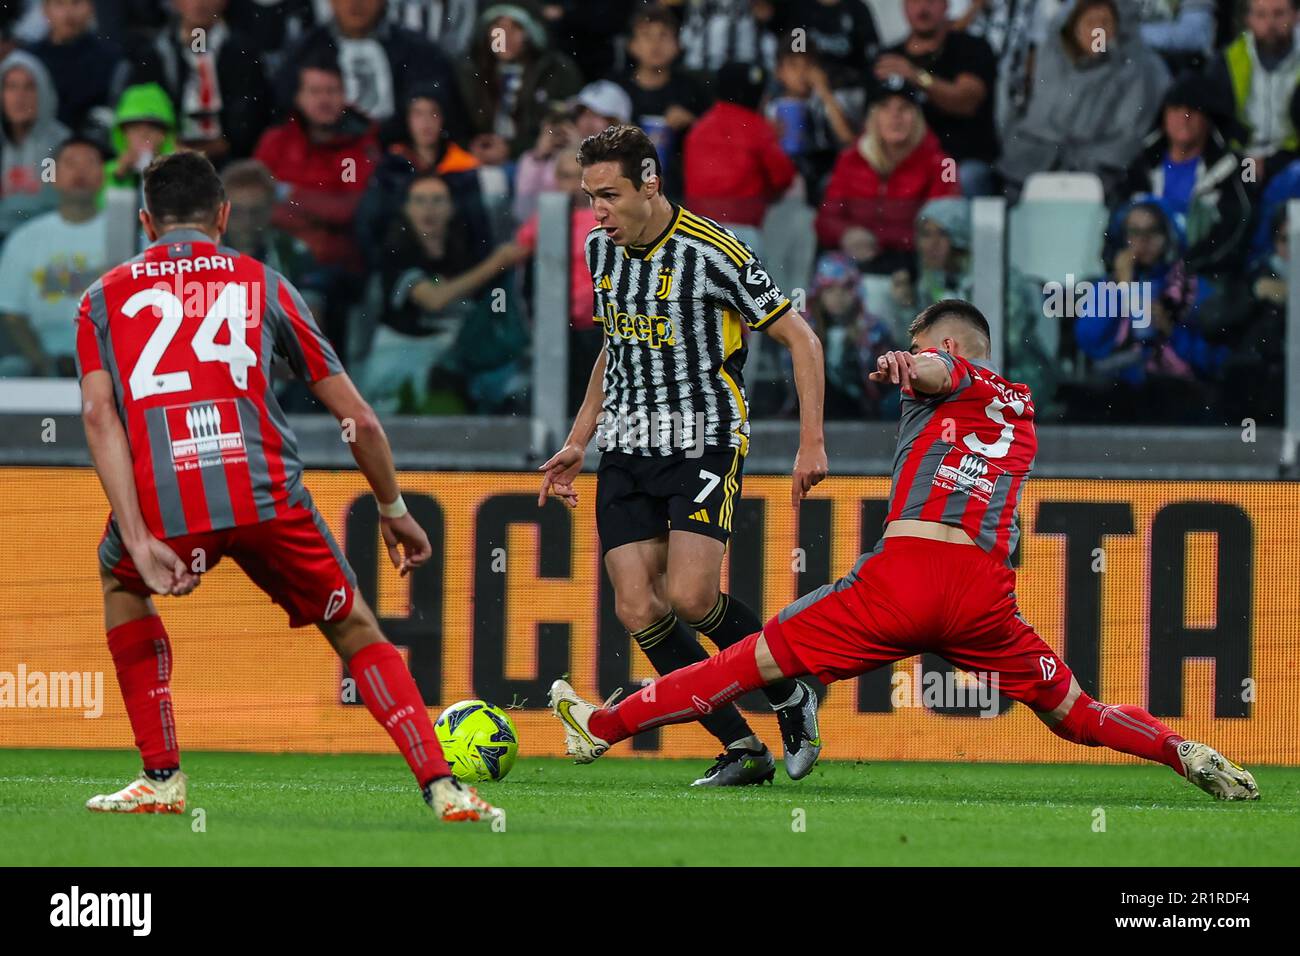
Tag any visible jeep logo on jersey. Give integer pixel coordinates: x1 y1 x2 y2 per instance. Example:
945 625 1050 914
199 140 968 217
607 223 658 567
600 303 676 349
164 400 247 473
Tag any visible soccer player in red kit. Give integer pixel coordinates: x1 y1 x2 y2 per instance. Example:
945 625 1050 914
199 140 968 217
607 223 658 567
77 152 500 822
550 299 1260 801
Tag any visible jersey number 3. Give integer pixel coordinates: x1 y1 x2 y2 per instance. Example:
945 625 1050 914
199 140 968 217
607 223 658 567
125 285 257 400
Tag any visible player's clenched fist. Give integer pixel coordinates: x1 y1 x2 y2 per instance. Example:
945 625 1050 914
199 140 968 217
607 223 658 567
869 350 920 390
128 536 200 596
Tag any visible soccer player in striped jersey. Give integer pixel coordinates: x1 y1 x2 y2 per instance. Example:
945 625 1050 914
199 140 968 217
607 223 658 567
551 300 1260 802
77 152 499 823
538 124 829 786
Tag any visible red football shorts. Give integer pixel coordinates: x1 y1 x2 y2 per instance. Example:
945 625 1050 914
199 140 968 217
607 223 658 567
99 502 357 628
762 535 1072 712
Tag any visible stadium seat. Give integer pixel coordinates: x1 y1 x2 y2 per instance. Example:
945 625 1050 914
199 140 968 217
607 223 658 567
1008 174 1110 360
1020 172 1106 204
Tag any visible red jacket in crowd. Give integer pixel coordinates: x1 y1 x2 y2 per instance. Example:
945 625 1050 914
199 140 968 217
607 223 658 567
815 131 959 252
253 110 380 271
683 101 797 227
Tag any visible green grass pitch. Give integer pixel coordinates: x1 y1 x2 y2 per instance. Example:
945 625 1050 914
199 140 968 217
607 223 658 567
2 749 1296 866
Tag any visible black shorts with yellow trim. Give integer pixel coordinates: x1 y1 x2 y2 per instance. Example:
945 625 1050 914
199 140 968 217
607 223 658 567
596 446 746 555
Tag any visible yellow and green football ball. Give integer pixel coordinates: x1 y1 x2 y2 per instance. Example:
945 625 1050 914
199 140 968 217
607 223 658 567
434 699 519 783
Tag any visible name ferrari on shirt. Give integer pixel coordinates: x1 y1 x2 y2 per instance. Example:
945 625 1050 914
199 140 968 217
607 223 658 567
130 254 237 278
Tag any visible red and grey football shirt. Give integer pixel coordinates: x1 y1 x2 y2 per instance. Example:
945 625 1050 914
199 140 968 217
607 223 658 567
884 350 1036 564
75 229 342 539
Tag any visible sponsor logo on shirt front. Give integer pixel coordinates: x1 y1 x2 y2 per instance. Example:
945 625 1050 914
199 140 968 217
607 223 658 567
164 400 247 473
932 447 1000 504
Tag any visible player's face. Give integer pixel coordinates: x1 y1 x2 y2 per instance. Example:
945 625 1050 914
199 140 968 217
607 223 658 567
629 22 679 70
408 97 443 149
297 68 345 127
2 67 38 126
582 160 654 246
53 142 103 199
331 0 383 36
43 0 95 40
489 16 527 62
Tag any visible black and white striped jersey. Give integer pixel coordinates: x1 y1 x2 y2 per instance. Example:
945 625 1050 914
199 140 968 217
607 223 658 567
586 205 791 456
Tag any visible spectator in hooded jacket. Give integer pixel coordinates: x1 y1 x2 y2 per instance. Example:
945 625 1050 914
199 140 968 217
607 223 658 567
999 0 1170 203
454 0 582 163
683 61 796 245
273 0 467 137
254 54 379 273
1072 197 1225 420
0 49 67 238
120 0 273 164
26 0 124 131
1121 71 1251 276
815 74 958 274
458 0 583 164
101 81 177 200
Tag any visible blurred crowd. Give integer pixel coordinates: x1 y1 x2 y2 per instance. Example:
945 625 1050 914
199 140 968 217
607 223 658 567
0 0 1292 424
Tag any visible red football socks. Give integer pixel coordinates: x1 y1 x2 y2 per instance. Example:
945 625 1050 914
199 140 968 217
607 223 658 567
106 615 179 771
590 632 769 744
350 642 451 786
1051 693 1185 774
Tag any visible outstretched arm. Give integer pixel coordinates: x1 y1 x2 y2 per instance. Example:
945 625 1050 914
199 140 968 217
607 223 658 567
868 350 955 396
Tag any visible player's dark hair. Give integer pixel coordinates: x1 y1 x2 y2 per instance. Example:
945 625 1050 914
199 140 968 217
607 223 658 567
576 123 662 187
909 299 992 348
143 150 227 227
630 3 679 36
